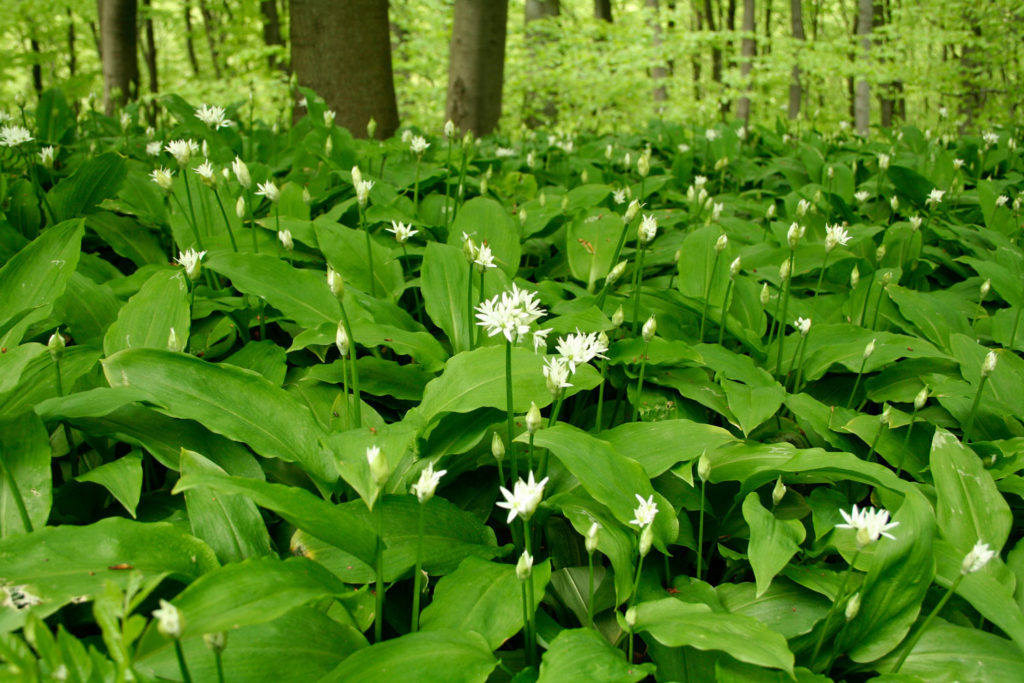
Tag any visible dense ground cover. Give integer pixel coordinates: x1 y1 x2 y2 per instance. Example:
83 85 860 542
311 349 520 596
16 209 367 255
1 89 1024 681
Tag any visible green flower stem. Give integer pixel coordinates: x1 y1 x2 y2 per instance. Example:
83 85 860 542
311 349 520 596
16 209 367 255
523 519 537 667
627 549 646 663
896 405 920 477
211 187 238 252
963 374 989 444
339 354 351 429
53 356 76 459
697 477 706 580
891 574 965 674
467 261 475 350
411 501 426 632
857 273 874 327
0 450 33 534
339 302 362 429
587 549 596 629
374 498 386 643
630 246 647 335
538 390 566 479
214 649 225 683
869 280 888 330
717 277 735 345
847 355 870 409
173 639 194 683
413 155 422 217
506 340 517 483
788 333 809 393
812 251 833 302
596 216 637 311
455 140 470 220
594 357 609 432
443 139 455 229
809 549 861 671
699 251 722 343
527 433 536 475
1009 304 1022 351
477 270 485 346
766 284 784 352
180 168 204 251
865 421 885 463
630 341 650 422
774 252 795 376
359 204 377 298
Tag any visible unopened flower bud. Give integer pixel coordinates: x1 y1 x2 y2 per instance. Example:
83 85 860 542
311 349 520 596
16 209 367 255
980 279 991 299
203 631 227 653
335 322 349 357
624 199 641 224
729 256 741 279
606 261 628 286
637 154 650 178
516 550 533 581
611 305 625 329
779 259 791 282
850 265 860 288
235 195 246 218
48 329 65 363
642 315 657 342
914 386 928 411
278 229 293 252
982 350 998 377
715 234 728 253
526 402 542 435
491 431 506 461
845 592 861 621
624 606 637 628
367 445 389 489
863 338 876 360
366 117 377 139
585 522 600 553
760 282 770 307
697 452 711 482
890 195 899 213
153 600 184 639
772 477 786 506
639 524 654 557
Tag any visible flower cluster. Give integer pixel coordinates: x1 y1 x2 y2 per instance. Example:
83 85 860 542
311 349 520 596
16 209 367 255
195 104 233 129
0 125 33 147
836 504 899 548
475 283 547 344
496 471 549 524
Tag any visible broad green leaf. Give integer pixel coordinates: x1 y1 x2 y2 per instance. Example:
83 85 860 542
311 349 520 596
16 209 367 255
0 517 217 633
292 495 503 583
836 489 935 663
742 493 806 597
888 164 932 205
450 197 522 277
168 556 346 637
567 212 620 289
135 606 366 683
172 471 376 566
315 219 404 300
0 346 101 418
104 268 191 355
179 449 272 564
717 580 830 639
420 556 551 650
224 340 288 385
321 629 497 683
86 211 167 267
412 345 600 427
102 348 335 485
420 241 473 352
0 412 51 536
799 323 948 381
47 153 127 222
529 424 678 553
600 419 736 478
538 628 654 683
559 495 636 605
0 344 46 395
634 597 795 674
930 428 1011 553
876 623 1024 682
329 422 417 509
51 271 121 347
722 379 786 437
76 452 143 518
0 219 83 341
206 252 340 328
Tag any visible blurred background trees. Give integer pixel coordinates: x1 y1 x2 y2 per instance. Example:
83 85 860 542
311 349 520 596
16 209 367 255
2 0 1022 135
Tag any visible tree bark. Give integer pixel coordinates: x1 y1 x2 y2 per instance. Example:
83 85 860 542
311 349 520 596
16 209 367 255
594 0 613 21
184 0 201 77
524 0 559 128
854 0 873 135
787 0 805 120
702 0 723 87
141 0 159 124
446 0 509 137
98 0 140 115
67 9 77 76
736 0 756 121
198 0 223 79
646 0 668 104
30 35 43 95
261 0 286 71
291 0 399 139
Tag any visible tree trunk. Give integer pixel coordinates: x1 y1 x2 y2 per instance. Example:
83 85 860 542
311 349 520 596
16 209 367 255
67 9 77 76
763 0 771 50
524 0 559 128
198 0 223 79
594 0 613 21
787 0 804 120
854 0 872 135
691 1 703 100
98 0 139 115
141 0 159 124
736 0 756 121
291 0 399 139
446 0 509 137
702 0 723 89
184 0 201 77
647 0 668 105
261 0 286 71
30 35 43 95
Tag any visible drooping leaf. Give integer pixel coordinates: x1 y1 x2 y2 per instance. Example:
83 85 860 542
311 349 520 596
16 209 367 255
47 153 127 222
538 628 654 683
742 493 806 597
103 268 191 356
0 412 51 536
76 452 143 518
320 629 497 683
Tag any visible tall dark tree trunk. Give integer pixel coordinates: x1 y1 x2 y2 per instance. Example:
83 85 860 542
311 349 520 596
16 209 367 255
30 35 43 95
183 0 201 77
67 9 77 76
691 2 703 100
291 0 399 139
261 0 287 71
646 0 668 104
446 0 509 137
524 0 559 128
98 0 140 115
736 0 756 121
198 0 223 79
141 0 159 124
763 0 772 51
854 0 873 135
702 0 724 90
594 0 613 21
787 0 805 120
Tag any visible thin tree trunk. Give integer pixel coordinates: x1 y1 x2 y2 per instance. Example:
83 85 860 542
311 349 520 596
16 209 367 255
692 0 703 100
854 0 872 135
647 0 668 104
736 0 756 121
98 0 140 115
198 0 223 79
702 0 723 88
446 0 509 137
787 0 805 119
141 0 159 124
67 9 77 76
524 0 559 128
30 35 43 95
291 0 399 139
594 0 613 21
184 0 201 77
261 0 286 70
